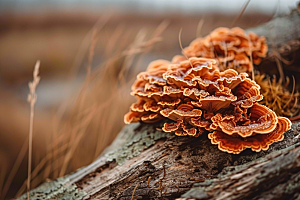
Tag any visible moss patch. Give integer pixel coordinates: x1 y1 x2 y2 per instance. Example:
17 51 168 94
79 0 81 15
17 177 86 200
105 123 170 165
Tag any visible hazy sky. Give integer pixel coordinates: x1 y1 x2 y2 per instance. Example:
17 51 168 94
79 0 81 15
0 0 298 15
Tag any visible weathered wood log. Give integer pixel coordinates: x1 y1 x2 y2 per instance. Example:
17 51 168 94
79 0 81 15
71 123 300 200
18 121 300 200
179 142 300 200
249 8 300 83
18 8 300 200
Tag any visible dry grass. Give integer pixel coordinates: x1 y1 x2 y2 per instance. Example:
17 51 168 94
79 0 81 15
7 19 168 198
26 61 40 199
255 73 300 118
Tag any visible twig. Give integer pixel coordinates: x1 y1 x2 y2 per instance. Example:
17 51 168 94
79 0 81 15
147 176 151 188
179 28 193 68
231 0 251 27
247 33 254 80
131 182 139 200
283 76 296 109
196 19 204 38
1 138 28 199
154 165 166 197
288 114 300 122
27 60 41 200
222 42 227 71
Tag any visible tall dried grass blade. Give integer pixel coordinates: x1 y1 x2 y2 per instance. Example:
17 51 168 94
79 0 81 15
20 19 167 195
1 138 28 199
231 0 251 27
0 163 7 197
196 19 204 38
247 33 254 80
27 60 40 200
59 105 97 177
283 76 296 109
15 142 70 197
55 15 110 122
179 28 193 68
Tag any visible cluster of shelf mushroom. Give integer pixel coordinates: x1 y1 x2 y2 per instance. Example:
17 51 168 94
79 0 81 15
184 27 268 73
124 27 291 154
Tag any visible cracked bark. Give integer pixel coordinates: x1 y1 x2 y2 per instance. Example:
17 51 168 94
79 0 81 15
73 124 300 200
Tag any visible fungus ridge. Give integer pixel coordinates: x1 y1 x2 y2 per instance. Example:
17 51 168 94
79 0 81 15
183 27 268 73
125 56 290 154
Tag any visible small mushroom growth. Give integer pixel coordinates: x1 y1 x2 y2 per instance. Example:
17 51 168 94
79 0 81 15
183 27 268 73
124 28 291 154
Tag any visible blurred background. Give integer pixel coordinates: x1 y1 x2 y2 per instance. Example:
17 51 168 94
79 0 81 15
0 0 298 199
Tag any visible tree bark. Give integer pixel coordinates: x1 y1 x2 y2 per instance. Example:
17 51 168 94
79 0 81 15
249 8 300 83
18 8 300 200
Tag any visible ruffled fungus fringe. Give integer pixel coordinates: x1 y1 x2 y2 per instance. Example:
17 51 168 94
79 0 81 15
183 27 268 74
124 27 292 154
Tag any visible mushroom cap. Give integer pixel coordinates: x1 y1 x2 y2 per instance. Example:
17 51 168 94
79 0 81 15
124 110 163 124
141 113 163 123
143 100 161 112
196 95 237 112
160 104 202 121
124 111 144 124
208 117 291 154
124 39 290 155
211 103 279 137
183 27 268 73
232 79 263 108
163 119 204 137
132 59 169 92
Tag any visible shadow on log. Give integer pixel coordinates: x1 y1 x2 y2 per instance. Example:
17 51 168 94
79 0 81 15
18 7 300 200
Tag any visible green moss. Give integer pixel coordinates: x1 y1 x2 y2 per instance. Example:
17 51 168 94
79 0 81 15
17 177 86 200
284 174 300 195
105 123 170 165
181 187 209 199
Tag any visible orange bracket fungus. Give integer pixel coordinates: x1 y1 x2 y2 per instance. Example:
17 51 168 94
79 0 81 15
183 27 268 73
124 28 291 154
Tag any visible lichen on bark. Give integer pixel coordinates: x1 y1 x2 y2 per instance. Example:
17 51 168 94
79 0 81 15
17 177 86 200
105 123 170 165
